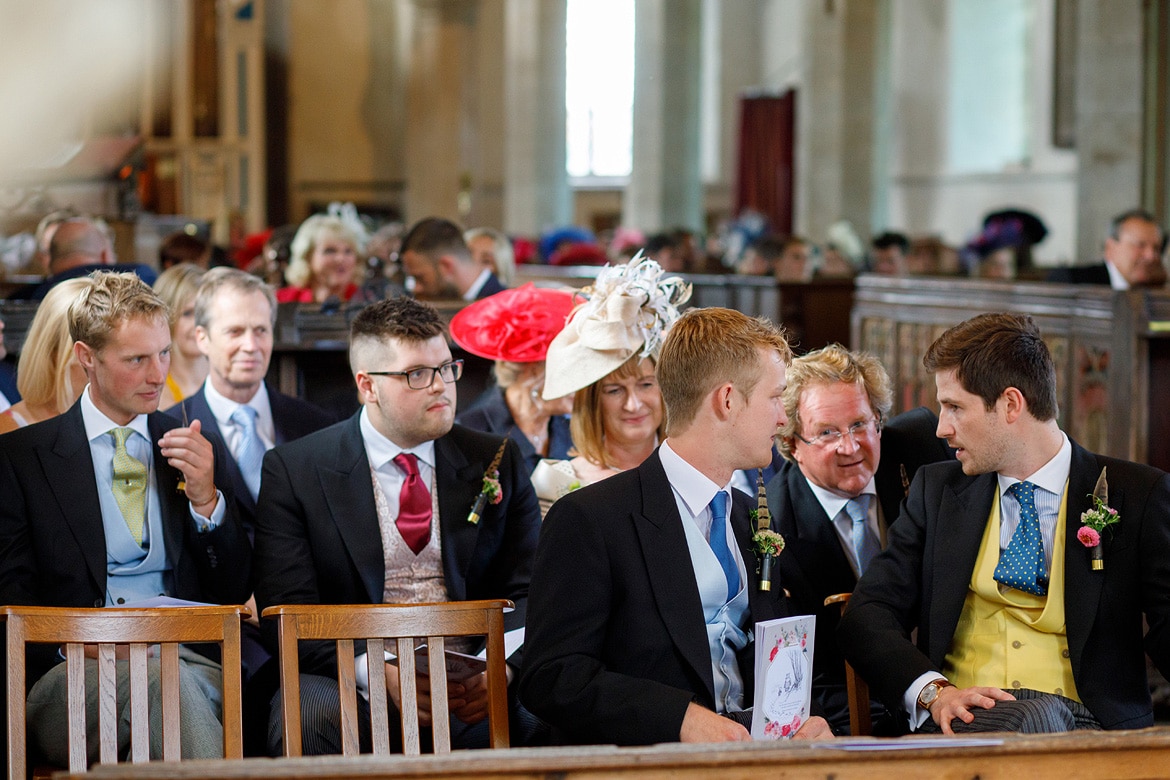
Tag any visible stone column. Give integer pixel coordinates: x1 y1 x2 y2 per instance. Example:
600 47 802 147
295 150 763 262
623 0 703 233
1074 0 1146 260
502 0 570 235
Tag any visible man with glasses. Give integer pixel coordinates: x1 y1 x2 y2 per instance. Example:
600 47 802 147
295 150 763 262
1047 208 1167 288
253 296 542 755
765 344 952 734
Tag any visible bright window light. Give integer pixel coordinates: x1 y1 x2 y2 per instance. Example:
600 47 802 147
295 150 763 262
566 0 634 178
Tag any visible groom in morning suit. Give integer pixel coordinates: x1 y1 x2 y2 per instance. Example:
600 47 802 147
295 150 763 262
253 296 542 755
520 307 832 744
838 312 1170 734
0 271 251 765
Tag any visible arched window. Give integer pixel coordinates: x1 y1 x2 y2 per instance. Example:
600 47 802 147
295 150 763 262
565 0 635 180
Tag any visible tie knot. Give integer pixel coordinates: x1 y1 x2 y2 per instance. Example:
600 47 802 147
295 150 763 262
846 494 871 524
110 427 134 448
709 490 728 522
394 452 420 478
1009 480 1037 504
231 405 258 430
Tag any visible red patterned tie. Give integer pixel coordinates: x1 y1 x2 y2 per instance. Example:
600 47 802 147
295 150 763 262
393 453 432 554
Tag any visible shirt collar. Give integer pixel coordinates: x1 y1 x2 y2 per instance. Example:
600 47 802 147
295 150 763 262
997 432 1072 498
462 268 493 301
659 440 729 518
1105 260 1129 291
202 379 269 425
804 476 877 521
80 385 150 443
358 406 436 471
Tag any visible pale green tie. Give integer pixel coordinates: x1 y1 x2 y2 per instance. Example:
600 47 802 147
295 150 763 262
111 427 148 545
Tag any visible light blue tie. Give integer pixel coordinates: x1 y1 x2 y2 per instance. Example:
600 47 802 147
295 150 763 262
994 481 1048 596
230 405 264 501
708 491 739 602
845 494 878 575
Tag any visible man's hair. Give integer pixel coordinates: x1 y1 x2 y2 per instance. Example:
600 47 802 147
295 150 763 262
348 297 446 372
571 354 665 468
49 218 109 272
400 217 471 266
68 271 169 352
159 231 209 269
153 262 206 330
923 312 1058 421
656 307 791 436
645 232 679 255
871 231 910 253
17 277 90 410
777 344 893 459
1109 208 1167 252
193 266 277 329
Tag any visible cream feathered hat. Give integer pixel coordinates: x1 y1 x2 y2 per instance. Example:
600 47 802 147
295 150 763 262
542 253 692 400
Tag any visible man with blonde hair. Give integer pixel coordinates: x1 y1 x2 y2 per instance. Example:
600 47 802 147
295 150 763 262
521 307 831 744
766 343 951 733
0 271 250 765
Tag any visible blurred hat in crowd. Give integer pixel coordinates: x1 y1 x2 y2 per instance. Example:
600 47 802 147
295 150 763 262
542 253 692 400
449 283 576 363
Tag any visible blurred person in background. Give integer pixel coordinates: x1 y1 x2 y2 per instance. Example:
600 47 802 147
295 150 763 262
465 227 516 288
277 215 363 304
154 263 208 411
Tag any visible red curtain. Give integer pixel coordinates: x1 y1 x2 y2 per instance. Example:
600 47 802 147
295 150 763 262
735 92 796 235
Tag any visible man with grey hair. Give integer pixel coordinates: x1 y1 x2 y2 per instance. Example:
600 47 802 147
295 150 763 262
1047 208 1167 288
765 343 951 733
171 267 333 532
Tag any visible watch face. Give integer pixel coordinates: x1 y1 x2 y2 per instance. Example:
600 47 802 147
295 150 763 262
920 683 939 706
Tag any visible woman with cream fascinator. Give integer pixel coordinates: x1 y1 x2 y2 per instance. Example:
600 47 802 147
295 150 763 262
531 254 691 514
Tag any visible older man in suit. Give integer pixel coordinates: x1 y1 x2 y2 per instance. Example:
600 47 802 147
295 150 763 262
171 267 333 535
0 271 251 765
766 344 952 733
520 307 832 745
839 313 1170 734
253 296 541 755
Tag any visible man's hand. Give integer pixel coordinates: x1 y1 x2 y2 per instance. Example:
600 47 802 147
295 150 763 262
449 671 490 725
792 715 834 740
679 702 751 743
930 685 1016 734
384 661 433 727
159 419 218 514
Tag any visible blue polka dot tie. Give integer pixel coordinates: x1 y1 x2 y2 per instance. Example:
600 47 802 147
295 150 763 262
994 481 1048 596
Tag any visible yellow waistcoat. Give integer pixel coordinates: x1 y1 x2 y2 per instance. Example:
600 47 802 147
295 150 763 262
943 484 1079 701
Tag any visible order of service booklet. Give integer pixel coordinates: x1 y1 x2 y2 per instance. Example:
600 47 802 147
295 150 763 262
750 614 815 740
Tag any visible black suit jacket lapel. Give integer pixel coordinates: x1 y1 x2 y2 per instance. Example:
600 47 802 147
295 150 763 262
435 431 486 601
48 405 107 591
1063 443 1106 671
788 471 856 589
927 471 997 664
631 453 716 704
319 415 384 603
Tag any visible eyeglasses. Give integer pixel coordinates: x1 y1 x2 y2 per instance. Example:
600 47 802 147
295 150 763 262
795 418 882 448
367 360 463 390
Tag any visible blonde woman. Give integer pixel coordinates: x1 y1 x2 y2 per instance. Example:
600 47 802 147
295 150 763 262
0 278 90 434
277 214 364 304
153 262 208 410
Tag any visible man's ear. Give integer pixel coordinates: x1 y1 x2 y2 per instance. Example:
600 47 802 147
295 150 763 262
73 340 96 372
354 371 376 404
710 382 736 421
436 254 457 280
194 326 210 356
1000 386 1027 423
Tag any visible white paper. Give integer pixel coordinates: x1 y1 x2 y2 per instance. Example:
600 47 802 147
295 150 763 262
751 614 815 740
116 596 215 608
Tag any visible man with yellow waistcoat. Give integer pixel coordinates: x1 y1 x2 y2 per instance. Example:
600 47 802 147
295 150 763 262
839 312 1170 733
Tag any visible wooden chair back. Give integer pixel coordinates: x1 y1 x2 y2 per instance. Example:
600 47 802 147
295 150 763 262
263 600 513 756
824 593 871 736
3 605 247 779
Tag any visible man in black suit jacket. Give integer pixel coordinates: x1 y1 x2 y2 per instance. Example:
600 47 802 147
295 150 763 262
399 216 506 301
0 314 17 410
0 271 251 764
1046 208 1166 289
520 307 832 745
839 313 1170 734
765 344 953 733
171 268 333 535
253 296 541 755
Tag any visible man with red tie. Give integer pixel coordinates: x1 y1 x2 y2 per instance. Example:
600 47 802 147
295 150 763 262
253 297 541 755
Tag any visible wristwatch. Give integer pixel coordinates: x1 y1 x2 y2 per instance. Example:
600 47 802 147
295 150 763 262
916 678 953 710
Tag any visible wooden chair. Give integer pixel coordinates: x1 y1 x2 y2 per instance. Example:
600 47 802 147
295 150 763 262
824 593 872 736
3 605 247 779
263 600 513 756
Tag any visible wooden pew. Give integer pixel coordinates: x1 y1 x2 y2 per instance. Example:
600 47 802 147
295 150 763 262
66 727 1170 780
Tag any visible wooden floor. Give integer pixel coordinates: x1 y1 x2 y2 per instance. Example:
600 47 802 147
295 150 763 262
62 727 1170 780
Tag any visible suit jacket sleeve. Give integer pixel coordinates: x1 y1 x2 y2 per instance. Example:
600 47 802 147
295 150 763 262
837 466 937 707
518 492 694 746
